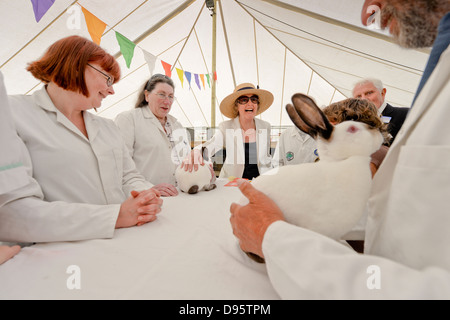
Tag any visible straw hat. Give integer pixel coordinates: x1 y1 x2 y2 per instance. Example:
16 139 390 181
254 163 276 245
219 83 274 119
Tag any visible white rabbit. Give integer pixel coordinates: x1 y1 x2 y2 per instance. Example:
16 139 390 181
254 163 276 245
243 93 384 242
175 161 217 194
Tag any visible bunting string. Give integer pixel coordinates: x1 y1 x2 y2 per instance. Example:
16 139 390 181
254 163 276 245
29 0 217 90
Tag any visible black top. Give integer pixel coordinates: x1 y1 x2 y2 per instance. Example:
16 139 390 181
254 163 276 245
242 142 259 180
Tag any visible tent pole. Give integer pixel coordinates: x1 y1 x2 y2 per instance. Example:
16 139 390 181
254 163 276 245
210 0 217 128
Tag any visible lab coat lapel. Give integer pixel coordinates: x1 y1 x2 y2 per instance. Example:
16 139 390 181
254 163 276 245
83 111 99 141
33 88 89 141
142 106 165 135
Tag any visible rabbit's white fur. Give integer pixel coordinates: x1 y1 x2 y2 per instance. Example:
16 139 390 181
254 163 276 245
244 120 383 240
175 161 216 194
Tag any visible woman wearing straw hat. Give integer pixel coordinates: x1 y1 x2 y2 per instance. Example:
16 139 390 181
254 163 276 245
183 83 274 180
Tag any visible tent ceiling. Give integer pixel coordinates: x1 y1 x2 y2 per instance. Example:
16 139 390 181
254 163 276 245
0 0 429 130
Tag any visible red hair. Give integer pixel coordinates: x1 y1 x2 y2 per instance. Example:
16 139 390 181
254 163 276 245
27 35 120 97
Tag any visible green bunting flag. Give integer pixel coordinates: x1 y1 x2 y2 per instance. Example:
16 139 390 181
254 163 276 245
115 32 136 68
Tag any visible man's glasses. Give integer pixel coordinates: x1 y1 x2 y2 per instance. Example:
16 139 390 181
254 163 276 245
87 63 114 87
236 95 259 105
154 92 175 102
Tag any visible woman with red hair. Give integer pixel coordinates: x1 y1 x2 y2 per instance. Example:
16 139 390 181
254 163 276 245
1 36 162 243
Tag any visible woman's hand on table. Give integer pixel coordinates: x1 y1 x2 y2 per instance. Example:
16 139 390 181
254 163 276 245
116 188 163 228
152 183 178 197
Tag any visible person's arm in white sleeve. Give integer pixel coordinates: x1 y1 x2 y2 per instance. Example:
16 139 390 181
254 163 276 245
0 72 28 194
231 180 450 300
263 221 450 299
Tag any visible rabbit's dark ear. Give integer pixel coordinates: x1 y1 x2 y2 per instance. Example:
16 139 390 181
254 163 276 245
286 104 318 138
290 93 334 140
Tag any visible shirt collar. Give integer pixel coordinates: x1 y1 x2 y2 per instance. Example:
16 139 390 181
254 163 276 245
378 101 387 114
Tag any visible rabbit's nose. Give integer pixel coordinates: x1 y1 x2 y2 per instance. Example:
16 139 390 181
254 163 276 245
347 125 360 134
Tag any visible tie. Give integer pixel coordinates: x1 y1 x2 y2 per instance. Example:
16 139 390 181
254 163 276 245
412 12 450 106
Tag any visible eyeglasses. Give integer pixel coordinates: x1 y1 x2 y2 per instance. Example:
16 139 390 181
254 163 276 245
87 63 114 87
154 92 175 102
236 95 259 105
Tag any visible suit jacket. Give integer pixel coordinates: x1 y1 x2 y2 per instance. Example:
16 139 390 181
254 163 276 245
382 103 409 143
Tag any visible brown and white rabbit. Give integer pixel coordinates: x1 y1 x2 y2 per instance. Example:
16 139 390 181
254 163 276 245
242 94 383 262
175 161 217 194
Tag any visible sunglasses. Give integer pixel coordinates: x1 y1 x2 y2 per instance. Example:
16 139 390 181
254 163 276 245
87 63 114 87
236 95 259 105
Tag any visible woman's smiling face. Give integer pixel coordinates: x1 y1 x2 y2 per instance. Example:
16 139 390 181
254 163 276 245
145 82 175 121
236 94 259 120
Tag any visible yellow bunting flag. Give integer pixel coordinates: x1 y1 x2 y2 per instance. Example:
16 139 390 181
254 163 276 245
176 68 184 87
81 6 106 45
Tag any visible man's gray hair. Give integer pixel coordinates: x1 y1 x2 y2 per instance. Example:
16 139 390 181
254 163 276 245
353 78 384 92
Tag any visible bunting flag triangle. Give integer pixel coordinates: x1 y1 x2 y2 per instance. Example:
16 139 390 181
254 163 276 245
81 6 107 45
142 49 157 76
30 0 55 22
176 68 184 88
200 74 205 89
115 32 136 68
205 74 211 88
194 74 201 90
161 61 172 78
184 71 192 89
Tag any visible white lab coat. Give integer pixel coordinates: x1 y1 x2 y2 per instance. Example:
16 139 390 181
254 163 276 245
200 116 272 179
115 107 191 186
9 87 152 204
0 87 153 243
262 45 450 299
0 72 28 194
272 127 318 167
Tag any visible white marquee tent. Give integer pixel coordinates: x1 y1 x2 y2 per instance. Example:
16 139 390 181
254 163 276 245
0 0 430 140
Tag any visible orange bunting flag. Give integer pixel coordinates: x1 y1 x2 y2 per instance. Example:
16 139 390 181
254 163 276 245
161 61 172 78
200 74 205 89
81 6 107 45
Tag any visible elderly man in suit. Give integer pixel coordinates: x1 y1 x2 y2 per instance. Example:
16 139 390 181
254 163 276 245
352 78 409 143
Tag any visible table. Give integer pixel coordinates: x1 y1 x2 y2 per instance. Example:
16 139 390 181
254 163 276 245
0 179 280 300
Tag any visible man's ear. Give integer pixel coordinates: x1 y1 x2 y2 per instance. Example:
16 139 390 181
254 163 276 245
381 88 387 99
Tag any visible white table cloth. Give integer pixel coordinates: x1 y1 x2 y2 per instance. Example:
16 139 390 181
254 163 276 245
0 179 279 300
